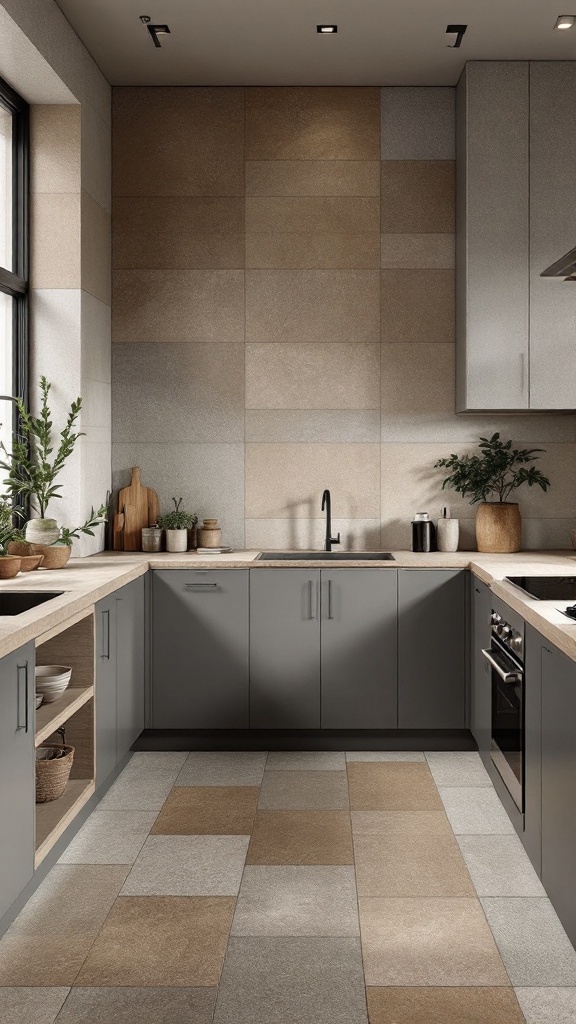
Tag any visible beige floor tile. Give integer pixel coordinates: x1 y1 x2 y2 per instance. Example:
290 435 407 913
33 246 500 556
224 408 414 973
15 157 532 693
151 787 259 835
351 810 452 836
75 896 235 986
359 897 509 986
0 987 69 1023
258 771 349 810
247 811 354 865
9 865 130 936
347 763 443 811
0 935 96 987
354 833 475 897
366 986 525 1024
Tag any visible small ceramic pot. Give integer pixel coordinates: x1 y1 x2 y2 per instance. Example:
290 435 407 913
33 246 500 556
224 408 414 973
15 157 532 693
25 518 60 546
165 529 188 553
29 545 71 569
7 540 34 556
197 519 222 548
0 556 21 579
19 555 44 572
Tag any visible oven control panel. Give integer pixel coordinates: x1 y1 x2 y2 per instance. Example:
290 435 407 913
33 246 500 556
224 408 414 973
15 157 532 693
491 611 523 660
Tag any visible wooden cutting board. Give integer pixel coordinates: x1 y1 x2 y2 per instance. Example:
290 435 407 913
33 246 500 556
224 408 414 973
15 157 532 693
117 467 159 550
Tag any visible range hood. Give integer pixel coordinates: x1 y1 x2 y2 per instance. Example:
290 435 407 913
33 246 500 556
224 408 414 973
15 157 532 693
541 245 576 281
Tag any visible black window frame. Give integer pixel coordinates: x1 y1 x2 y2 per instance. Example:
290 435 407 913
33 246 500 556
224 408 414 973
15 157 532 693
0 73 29 429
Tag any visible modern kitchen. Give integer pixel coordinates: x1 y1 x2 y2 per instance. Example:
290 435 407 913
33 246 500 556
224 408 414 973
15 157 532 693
1 2 576 1023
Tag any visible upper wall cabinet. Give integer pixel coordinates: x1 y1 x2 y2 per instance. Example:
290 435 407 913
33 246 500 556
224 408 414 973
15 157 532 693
456 62 576 412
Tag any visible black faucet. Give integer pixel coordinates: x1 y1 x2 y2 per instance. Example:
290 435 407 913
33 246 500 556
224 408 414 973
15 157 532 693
321 489 341 552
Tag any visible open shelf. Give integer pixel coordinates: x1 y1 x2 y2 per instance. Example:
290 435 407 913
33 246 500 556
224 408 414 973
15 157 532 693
35 686 94 747
35 778 95 866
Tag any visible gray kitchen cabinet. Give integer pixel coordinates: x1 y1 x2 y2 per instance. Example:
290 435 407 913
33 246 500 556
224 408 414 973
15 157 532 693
0 642 35 921
95 593 118 786
471 577 491 752
321 570 397 729
152 570 249 728
116 576 145 760
250 570 321 729
524 624 543 876
541 641 576 945
398 569 467 729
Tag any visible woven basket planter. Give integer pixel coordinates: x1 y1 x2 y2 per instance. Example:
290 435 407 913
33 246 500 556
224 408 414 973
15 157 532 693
35 745 75 803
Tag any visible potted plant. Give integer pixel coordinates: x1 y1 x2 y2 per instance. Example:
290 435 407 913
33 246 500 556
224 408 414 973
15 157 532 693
435 433 550 553
158 497 197 552
0 498 24 577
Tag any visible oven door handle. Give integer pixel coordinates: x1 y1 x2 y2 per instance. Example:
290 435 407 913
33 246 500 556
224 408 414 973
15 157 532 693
481 648 522 684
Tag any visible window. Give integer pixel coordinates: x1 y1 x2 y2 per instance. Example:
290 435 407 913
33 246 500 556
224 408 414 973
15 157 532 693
0 74 28 462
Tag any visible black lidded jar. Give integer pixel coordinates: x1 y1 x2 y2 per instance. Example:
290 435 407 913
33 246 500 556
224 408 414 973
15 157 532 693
411 512 436 553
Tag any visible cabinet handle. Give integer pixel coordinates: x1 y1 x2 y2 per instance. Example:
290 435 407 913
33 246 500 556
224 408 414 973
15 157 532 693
308 580 317 619
328 579 334 620
184 583 218 590
16 663 28 732
520 352 527 395
101 608 110 660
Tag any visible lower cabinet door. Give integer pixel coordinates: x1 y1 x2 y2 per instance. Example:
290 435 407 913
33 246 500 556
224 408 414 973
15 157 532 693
0 642 35 921
321 570 397 728
250 570 321 728
152 570 249 728
471 578 492 752
96 595 118 786
116 576 145 759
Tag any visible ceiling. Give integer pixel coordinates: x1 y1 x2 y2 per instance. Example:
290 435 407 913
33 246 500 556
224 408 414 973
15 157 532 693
54 0 576 87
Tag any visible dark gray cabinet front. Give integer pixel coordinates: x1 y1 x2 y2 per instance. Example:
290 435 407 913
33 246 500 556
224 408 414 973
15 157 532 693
116 576 145 760
152 570 249 728
96 593 118 786
0 642 34 922
541 642 576 946
250 570 320 729
321 570 397 729
398 569 466 729
524 624 543 876
471 577 491 752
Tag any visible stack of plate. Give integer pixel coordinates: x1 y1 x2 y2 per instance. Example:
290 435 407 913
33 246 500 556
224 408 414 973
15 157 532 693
35 665 72 704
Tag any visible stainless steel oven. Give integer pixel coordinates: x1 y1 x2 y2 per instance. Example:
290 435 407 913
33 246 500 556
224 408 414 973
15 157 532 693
482 605 524 812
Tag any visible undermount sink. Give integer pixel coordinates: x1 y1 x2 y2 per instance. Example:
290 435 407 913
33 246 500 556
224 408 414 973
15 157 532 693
256 552 395 561
0 592 63 616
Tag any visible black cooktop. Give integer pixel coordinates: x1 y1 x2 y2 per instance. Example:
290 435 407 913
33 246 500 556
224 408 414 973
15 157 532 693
506 576 576 600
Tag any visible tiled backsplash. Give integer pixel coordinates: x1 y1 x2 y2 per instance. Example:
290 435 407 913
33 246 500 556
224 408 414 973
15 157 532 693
112 86 576 550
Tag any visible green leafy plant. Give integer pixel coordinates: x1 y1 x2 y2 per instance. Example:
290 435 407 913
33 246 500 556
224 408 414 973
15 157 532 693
0 498 24 554
157 497 197 531
435 433 550 504
58 505 109 547
0 376 82 518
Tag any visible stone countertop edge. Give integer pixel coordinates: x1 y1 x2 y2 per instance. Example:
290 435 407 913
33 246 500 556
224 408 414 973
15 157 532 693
0 548 575 662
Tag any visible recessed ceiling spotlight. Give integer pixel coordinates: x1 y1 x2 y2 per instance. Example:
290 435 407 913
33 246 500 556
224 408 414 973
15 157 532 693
555 14 576 29
446 24 467 47
317 25 337 33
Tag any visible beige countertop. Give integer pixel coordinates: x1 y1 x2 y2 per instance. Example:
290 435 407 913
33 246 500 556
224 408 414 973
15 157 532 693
1 548 576 662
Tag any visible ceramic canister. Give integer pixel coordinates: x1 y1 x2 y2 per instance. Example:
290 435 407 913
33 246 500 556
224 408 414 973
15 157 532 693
197 518 222 548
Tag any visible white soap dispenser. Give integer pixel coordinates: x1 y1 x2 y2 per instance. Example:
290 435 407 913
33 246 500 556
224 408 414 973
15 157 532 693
437 506 459 553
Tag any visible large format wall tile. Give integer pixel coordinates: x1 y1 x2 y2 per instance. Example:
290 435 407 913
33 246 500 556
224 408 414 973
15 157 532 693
82 290 111 384
380 233 455 269
245 88 380 160
245 518 381 551
245 443 380 519
381 88 455 160
112 344 244 443
246 270 380 344
81 192 111 304
113 270 245 344
380 442 478 540
380 161 455 233
245 410 380 443
246 233 379 270
381 270 455 344
30 104 80 194
245 161 380 197
113 198 244 270
246 197 379 235
82 100 111 213
113 88 244 197
30 193 81 289
245 343 380 410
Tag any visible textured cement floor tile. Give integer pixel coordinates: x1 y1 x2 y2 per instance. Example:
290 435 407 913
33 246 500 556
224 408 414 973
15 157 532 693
247 810 354 865
266 751 346 771
439 787 516 835
347 762 442 811
55 987 217 1023
177 751 267 786
354 833 475 897
515 987 576 1023
366 986 525 1024
213 936 368 1024
121 835 249 896
59 812 158 864
0 988 69 1024
97 771 178 811
124 752 188 772
425 752 492 787
231 865 359 936
9 865 130 936
151 787 259 835
0 935 98 986
457 835 546 897
481 898 576 986
359 897 509 986
346 750 425 762
75 897 235 987
258 770 349 810
351 810 452 836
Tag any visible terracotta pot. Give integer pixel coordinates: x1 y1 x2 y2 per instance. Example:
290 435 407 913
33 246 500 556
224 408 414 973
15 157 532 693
7 540 34 556
29 545 71 569
19 555 44 572
0 556 21 579
476 502 521 553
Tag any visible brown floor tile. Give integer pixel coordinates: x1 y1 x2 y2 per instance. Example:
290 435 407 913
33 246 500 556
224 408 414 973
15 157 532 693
354 833 475 897
367 987 525 1024
0 935 96 986
75 896 235 986
247 811 354 865
359 897 509 986
151 787 259 835
347 762 443 811
351 810 452 835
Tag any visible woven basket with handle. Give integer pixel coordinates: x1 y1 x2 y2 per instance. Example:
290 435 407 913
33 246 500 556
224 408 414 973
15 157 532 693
35 745 75 803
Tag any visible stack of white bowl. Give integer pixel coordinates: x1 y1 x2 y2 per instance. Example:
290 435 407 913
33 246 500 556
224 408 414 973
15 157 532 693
35 665 72 704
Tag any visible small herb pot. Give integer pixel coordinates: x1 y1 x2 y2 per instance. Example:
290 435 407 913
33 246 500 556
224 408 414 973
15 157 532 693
165 529 188 553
